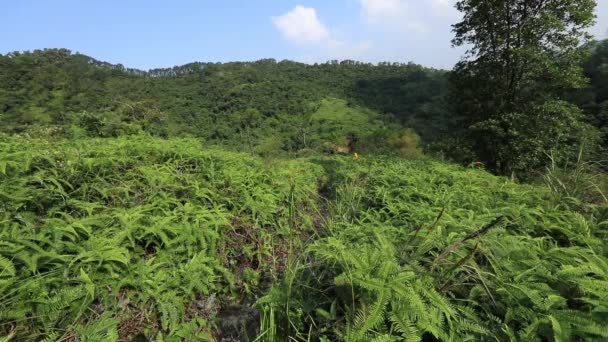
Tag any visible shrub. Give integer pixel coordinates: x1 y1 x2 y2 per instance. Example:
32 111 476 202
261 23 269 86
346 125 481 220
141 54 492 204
388 128 423 157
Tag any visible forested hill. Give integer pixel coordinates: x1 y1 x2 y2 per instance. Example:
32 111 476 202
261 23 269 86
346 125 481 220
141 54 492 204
0 48 448 152
2 1 608 339
1 43 607 156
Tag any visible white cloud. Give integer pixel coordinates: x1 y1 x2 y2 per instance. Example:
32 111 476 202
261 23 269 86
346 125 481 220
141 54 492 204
591 1 608 39
272 0 606 68
431 0 452 11
356 0 464 67
273 5 370 60
360 0 405 22
359 0 455 19
359 0 431 35
430 0 450 7
272 6 330 45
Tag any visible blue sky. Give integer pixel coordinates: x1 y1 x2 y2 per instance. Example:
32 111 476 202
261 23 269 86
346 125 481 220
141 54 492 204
1 0 607 70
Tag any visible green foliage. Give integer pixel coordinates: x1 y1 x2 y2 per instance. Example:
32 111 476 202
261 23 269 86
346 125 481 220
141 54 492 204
1 136 607 340
577 39 608 152
0 49 446 151
0 135 322 340
543 149 608 206
388 128 423 157
1 42 608 342
450 0 598 175
260 155 608 341
2 46 607 172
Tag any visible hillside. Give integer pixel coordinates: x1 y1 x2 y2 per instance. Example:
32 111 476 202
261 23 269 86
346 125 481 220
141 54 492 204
2 45 607 157
1 135 607 340
0 49 447 151
1 41 608 341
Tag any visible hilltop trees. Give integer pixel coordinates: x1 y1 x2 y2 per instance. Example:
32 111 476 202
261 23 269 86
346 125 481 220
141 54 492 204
3 40 608 171
0 49 447 152
450 0 598 175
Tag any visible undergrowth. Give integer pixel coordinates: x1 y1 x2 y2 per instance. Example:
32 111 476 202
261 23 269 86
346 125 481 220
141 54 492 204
0 135 322 341
260 157 608 341
1 135 607 341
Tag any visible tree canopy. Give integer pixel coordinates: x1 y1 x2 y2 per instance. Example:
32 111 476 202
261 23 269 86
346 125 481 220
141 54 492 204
450 0 598 174
0 50 448 153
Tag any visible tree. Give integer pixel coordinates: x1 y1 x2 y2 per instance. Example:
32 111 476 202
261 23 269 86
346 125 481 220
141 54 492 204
582 39 608 149
450 0 598 175
234 108 262 154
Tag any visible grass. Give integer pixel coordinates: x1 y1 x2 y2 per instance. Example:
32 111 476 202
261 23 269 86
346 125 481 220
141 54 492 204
543 149 608 207
309 98 391 146
310 98 374 127
1 134 607 341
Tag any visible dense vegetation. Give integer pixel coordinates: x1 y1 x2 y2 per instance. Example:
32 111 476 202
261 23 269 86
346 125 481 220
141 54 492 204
579 39 608 149
0 50 446 153
1 1 608 341
449 0 599 174
1 38 607 164
0 136 323 340
1 135 606 341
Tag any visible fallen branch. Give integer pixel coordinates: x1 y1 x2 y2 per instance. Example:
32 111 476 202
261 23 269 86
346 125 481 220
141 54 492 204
433 216 505 268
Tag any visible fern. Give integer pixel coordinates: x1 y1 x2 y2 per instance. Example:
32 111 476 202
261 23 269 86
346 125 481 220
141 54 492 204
2 135 607 341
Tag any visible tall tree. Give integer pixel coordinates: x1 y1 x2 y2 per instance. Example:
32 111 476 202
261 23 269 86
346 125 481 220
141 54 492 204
450 0 598 174
581 39 608 148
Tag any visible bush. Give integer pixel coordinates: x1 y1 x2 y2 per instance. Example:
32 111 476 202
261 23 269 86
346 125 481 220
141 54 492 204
388 128 423 157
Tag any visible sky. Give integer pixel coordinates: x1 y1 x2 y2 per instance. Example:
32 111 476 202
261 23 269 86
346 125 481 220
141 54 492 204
1 0 607 70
